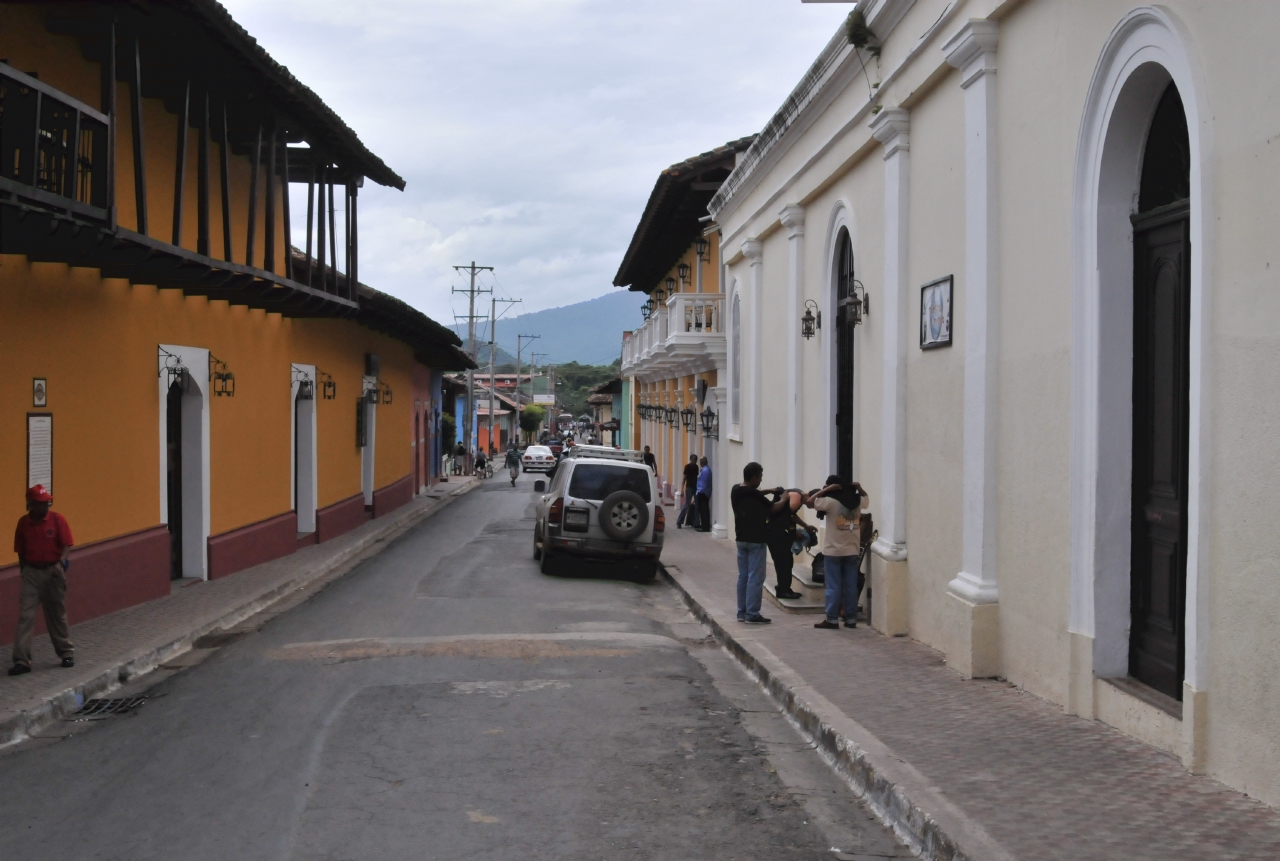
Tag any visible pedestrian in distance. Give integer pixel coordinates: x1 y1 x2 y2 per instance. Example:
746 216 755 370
695 457 712 533
642 445 657 474
676 454 701 529
766 489 806 600
730 462 790 625
9 485 75 676
806 475 869 629
453 441 466 476
505 445 521 486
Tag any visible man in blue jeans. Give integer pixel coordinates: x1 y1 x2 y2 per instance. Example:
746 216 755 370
807 475 869 629
730 462 790 624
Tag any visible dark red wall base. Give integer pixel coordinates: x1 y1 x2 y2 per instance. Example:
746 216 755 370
207 512 298 580
316 493 369 544
373 475 413 519
0 526 170 647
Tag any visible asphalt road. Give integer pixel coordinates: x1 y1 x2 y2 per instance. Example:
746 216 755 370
0 477 908 861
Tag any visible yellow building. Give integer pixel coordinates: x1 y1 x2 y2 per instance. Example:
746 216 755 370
0 1 470 644
616 138 753 530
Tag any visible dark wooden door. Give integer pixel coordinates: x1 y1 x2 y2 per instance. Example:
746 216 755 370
1129 202 1190 700
166 382 184 580
835 230 856 479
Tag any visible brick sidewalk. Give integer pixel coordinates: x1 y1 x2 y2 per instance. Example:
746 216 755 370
0 477 477 745
660 527 1280 861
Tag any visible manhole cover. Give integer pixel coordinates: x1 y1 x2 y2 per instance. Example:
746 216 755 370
74 696 149 718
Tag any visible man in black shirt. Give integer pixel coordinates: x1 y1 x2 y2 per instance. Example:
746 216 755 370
730 462 789 624
766 490 805 600
676 455 701 529
642 445 657 473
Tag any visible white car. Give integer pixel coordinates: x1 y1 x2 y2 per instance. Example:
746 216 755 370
532 453 664 579
521 445 556 473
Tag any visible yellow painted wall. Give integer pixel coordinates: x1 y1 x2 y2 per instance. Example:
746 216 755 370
0 256 415 566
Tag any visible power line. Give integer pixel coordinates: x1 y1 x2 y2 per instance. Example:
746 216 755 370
452 262 492 471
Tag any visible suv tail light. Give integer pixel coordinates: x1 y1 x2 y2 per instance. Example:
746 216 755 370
549 498 564 525
654 505 665 533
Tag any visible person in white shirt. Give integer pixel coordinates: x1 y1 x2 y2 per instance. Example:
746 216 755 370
806 475 869 629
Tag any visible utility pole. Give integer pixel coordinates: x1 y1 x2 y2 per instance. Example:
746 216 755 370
530 351 549 440
452 261 492 474
515 334 540 444
487 296 520 454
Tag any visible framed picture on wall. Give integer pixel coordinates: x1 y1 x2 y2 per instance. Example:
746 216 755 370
33 378 47 407
920 276 953 350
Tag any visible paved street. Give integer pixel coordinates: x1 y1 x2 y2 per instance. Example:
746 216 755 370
0 478 906 861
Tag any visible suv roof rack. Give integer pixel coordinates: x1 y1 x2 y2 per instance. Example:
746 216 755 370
564 445 644 464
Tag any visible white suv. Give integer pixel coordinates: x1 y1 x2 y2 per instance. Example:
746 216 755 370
532 453 664 579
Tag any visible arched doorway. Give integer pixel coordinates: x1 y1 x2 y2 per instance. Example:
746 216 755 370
1129 82 1191 700
834 228 856 479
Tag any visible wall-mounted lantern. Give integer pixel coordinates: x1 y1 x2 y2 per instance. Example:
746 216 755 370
158 347 190 392
843 279 871 327
680 406 695 431
666 406 678 427
677 262 690 288
664 276 676 298
801 299 822 340
317 369 336 400
654 283 667 305
694 237 710 263
293 367 315 400
377 378 393 405
363 378 379 405
642 299 654 320
700 405 718 439
210 354 235 397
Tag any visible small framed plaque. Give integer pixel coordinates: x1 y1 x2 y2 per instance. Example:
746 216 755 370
920 276 953 350
33 378 47 408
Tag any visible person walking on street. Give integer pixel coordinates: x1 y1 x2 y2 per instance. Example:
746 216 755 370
453 442 466 476
807 475 869 629
676 455 701 529
730 463 790 625
766 489 806 600
9 485 75 676
695 457 712 533
642 445 657 474
505 445 521 486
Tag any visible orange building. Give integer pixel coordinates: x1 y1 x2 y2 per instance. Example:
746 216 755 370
0 1 471 644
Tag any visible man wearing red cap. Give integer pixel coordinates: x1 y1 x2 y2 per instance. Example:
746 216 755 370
9 485 74 676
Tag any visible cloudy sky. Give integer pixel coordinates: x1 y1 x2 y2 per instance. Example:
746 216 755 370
220 0 851 325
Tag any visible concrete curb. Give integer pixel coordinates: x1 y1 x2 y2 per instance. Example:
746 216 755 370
660 561 1018 861
0 478 480 748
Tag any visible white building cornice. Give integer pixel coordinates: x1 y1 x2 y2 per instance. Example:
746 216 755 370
869 106 911 159
942 19 999 89
779 203 807 237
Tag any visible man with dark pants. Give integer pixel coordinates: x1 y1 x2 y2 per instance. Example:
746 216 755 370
766 489 805 600
9 484 75 676
730 462 789 624
676 454 700 529
695 457 712 532
642 445 657 474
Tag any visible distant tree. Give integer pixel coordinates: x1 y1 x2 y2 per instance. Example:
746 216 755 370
440 412 456 448
552 360 622 417
519 404 546 441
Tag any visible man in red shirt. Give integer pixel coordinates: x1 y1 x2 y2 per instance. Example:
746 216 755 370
9 485 75 676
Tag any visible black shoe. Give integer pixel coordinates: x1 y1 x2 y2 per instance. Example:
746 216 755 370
814 620 840 629
61 657 75 668
743 615 771 624
776 589 803 600
8 664 31 676
844 620 857 629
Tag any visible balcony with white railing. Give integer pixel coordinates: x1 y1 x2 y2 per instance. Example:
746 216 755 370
620 293 726 379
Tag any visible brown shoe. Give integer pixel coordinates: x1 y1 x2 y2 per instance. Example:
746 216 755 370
8 664 31 676
814 620 840 630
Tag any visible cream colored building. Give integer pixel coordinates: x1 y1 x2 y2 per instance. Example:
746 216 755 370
711 0 1280 804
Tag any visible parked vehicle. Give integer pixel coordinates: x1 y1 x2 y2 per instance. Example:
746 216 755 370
522 445 556 473
545 437 565 457
532 452 664 580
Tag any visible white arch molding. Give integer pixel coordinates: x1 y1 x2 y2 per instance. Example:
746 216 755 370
822 201 856 477
157 345 210 581
1068 6 1212 769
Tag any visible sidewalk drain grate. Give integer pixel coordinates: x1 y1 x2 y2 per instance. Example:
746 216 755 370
75 697 150 718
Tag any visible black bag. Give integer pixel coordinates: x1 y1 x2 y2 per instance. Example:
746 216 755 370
811 552 825 584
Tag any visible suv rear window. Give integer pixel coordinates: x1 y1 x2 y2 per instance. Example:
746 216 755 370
568 464 651 502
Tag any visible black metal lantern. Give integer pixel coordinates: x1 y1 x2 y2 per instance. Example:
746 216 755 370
317 369 336 400
666 406 678 426
694 237 709 262
801 299 821 340
380 380 393 405
654 283 666 304
677 262 690 287
641 299 653 320
681 406 695 431
664 276 676 297
700 405 718 439
297 380 314 400
210 354 235 397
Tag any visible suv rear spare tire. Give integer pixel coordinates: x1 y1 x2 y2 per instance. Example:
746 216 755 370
599 490 649 540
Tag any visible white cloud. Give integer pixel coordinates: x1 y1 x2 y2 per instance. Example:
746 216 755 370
221 0 851 322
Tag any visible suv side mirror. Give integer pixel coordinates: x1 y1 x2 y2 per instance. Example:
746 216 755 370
534 480 546 492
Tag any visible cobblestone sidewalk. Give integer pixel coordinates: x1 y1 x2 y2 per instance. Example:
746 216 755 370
660 527 1280 861
0 477 477 745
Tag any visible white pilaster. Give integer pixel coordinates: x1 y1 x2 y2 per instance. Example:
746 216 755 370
779 204 806 488
944 20 1000 606
742 238 764 463
709 385 730 538
869 107 910 561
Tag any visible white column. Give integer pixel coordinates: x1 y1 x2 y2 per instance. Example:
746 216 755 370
869 108 910 561
742 238 764 463
779 205 806 488
709 385 730 539
944 20 1000 605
